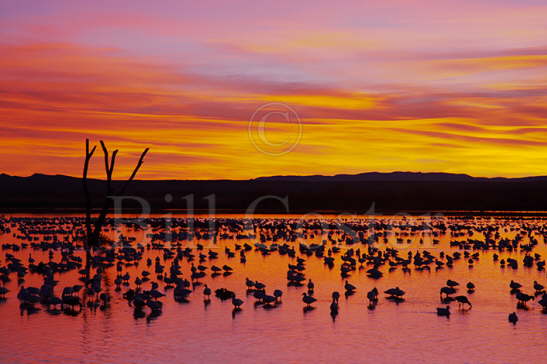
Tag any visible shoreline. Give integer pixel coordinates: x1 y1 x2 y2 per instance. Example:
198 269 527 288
3 207 547 217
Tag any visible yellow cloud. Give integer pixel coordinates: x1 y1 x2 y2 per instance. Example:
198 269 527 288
259 94 378 110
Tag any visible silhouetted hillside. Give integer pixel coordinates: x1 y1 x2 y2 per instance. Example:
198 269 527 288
254 172 480 182
253 171 547 182
2 172 547 212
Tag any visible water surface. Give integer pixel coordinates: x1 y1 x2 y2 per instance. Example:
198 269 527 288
0 214 546 364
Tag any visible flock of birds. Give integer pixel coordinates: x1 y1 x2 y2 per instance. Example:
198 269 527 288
0 216 546 326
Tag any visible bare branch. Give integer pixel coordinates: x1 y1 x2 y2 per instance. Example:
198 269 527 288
82 138 96 248
99 140 109 171
109 150 118 178
100 142 118 194
99 140 112 192
117 147 149 195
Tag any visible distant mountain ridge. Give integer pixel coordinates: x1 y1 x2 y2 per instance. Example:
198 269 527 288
252 172 478 182
253 171 547 182
3 171 547 212
3 171 547 182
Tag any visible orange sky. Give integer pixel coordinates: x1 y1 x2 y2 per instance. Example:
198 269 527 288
2 1 547 179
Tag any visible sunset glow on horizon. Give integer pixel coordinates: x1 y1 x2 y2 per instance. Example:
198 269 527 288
2 0 547 179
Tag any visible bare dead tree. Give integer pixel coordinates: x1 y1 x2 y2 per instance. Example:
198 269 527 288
82 138 149 281
83 139 96 251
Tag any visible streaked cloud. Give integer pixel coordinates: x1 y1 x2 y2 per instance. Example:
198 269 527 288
1 1 547 178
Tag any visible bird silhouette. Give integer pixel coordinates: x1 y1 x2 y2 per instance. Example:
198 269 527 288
508 312 518 325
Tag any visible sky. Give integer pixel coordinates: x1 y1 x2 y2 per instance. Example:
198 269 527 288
1 0 547 179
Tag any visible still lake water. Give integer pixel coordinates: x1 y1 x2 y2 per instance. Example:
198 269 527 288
0 214 546 364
